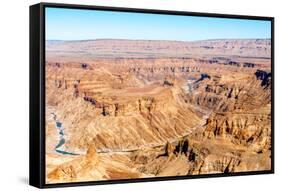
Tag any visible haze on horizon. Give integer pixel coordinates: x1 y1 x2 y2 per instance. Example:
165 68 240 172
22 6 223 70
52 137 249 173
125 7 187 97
46 7 271 41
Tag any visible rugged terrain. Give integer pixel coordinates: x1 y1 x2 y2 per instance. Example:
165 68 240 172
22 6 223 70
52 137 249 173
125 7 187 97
45 39 272 183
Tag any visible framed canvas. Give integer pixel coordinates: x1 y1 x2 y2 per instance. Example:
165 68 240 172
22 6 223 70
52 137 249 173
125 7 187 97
29 2 274 188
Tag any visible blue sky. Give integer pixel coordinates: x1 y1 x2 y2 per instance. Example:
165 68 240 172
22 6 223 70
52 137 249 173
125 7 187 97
46 7 271 41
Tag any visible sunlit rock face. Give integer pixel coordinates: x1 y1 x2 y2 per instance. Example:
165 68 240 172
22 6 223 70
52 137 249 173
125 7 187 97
45 39 272 184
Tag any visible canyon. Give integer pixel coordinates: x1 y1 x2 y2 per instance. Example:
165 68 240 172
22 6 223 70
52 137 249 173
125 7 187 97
45 39 272 183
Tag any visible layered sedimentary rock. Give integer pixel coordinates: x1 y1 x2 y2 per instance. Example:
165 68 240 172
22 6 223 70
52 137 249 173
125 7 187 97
45 39 271 183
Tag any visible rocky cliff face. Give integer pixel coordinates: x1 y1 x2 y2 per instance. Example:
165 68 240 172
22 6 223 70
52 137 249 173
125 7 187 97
182 69 272 149
46 73 202 152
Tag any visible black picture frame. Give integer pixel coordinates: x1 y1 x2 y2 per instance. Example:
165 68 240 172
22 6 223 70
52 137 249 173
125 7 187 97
29 2 275 189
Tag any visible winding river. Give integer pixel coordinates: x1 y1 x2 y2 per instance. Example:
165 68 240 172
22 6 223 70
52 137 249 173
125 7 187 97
51 113 79 156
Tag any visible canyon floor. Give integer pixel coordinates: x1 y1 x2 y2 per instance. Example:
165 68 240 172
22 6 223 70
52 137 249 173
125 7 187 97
45 39 272 184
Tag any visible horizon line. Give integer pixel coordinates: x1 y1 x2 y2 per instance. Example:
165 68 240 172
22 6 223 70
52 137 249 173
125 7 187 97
46 37 271 42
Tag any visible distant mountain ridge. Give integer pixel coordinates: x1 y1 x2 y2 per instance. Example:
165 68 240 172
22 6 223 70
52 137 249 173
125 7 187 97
46 38 271 60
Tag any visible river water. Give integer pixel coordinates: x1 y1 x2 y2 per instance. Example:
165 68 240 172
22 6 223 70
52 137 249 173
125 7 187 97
52 113 79 156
